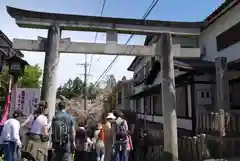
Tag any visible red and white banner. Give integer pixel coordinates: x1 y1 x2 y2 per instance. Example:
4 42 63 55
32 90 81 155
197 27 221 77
0 94 10 125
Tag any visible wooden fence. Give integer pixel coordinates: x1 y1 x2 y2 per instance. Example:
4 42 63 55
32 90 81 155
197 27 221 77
178 134 210 160
143 109 240 160
145 134 209 161
196 109 240 136
146 146 163 161
195 109 240 159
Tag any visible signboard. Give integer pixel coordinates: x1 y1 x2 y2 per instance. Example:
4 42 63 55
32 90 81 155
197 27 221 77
10 62 21 70
10 88 40 116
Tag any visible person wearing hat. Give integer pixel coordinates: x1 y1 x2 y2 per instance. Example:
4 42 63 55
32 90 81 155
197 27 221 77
104 112 116 161
0 110 22 161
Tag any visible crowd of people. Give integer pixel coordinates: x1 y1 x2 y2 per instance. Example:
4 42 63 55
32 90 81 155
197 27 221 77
0 100 133 161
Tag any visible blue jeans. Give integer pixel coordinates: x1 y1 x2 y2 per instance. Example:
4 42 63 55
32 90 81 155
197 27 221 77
114 142 128 161
51 147 72 161
3 141 18 161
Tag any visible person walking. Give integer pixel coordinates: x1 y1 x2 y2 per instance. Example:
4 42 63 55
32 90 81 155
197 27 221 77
104 113 116 161
93 123 105 161
113 110 129 161
0 111 22 161
51 101 76 161
24 101 49 161
74 123 89 161
126 132 133 161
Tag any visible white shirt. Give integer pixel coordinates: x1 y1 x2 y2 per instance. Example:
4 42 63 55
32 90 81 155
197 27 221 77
1 118 21 147
28 114 48 135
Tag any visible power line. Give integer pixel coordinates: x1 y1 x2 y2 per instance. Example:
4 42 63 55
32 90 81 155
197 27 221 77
88 0 107 76
94 0 159 86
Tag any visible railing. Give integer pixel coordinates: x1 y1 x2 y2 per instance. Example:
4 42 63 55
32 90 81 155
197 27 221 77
143 134 240 161
146 146 163 161
145 134 209 161
195 109 240 159
225 112 240 134
196 109 224 134
196 109 240 136
178 134 210 161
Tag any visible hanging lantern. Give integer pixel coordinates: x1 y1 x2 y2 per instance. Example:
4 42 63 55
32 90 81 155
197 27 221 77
7 56 29 76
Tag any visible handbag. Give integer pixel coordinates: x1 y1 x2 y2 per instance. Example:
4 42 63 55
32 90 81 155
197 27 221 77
26 115 39 136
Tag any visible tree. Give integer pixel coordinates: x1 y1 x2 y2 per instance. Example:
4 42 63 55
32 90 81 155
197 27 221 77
105 74 116 89
57 76 102 100
0 65 9 94
0 65 10 110
87 83 99 100
17 64 42 88
72 77 83 95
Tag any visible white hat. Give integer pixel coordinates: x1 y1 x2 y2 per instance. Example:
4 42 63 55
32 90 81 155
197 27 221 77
106 112 116 119
79 126 85 130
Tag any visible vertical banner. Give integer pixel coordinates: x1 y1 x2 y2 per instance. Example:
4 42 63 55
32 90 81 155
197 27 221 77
11 88 40 116
0 94 10 125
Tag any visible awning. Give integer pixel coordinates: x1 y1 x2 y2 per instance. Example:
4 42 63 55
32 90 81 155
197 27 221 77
145 59 215 85
128 84 161 100
129 72 190 100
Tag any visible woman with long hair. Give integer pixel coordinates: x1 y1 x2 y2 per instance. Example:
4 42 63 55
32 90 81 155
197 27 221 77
104 113 116 161
93 123 105 161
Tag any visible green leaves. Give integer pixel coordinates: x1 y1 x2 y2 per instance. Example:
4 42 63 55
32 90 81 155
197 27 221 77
56 77 100 100
17 64 42 88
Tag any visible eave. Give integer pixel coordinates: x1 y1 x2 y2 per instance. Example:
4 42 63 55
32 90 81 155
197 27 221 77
203 0 240 30
0 30 24 57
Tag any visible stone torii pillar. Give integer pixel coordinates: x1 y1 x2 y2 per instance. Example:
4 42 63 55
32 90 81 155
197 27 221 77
155 33 178 161
41 24 61 121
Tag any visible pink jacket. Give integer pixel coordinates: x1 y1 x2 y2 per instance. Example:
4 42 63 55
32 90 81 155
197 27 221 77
127 135 133 151
120 135 133 151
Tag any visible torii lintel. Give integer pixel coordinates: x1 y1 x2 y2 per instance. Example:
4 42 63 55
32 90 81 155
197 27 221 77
6 6 202 35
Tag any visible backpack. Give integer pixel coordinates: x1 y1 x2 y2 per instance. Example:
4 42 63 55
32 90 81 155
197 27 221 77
116 120 128 141
98 128 104 141
76 128 87 144
51 113 71 145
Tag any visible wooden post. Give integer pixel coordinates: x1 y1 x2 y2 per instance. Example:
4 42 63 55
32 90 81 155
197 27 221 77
215 57 230 112
215 57 229 158
159 33 178 161
41 24 61 122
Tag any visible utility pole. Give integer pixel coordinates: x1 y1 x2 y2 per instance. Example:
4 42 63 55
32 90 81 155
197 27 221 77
77 54 92 111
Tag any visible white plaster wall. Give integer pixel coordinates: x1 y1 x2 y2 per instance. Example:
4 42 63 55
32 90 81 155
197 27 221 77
194 74 215 112
172 36 198 48
136 114 192 130
134 84 144 94
200 2 240 62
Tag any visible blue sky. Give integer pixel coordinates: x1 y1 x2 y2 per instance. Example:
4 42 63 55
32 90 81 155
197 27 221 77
0 0 224 86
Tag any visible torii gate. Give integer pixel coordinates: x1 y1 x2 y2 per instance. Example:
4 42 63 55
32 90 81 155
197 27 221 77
6 6 202 161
